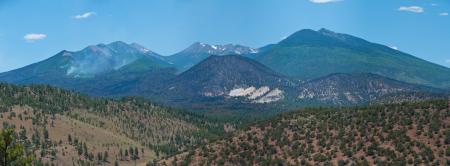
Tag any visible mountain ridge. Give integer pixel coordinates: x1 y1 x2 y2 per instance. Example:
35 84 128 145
158 55 296 109
255 28 450 89
166 42 258 72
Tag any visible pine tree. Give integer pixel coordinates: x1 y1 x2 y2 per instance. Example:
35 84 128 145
103 151 108 162
67 134 72 144
0 129 33 165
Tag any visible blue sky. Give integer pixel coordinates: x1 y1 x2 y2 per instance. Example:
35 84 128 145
0 0 449 72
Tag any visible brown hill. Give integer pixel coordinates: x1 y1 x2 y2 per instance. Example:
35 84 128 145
161 100 450 165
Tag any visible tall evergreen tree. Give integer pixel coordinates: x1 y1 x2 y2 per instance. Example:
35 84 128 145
0 129 33 166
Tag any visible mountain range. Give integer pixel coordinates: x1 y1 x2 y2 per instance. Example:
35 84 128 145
0 28 449 112
165 42 258 72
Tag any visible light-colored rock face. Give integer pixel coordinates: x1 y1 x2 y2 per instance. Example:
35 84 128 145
248 86 270 100
229 87 256 97
227 86 284 103
253 88 284 103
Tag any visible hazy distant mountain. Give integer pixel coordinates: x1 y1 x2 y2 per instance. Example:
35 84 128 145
0 41 172 86
254 28 450 89
296 73 444 106
166 42 258 72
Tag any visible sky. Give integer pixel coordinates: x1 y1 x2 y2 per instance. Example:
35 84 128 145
0 0 449 72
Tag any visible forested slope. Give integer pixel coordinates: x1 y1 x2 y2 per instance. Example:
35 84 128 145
0 83 225 165
162 100 450 165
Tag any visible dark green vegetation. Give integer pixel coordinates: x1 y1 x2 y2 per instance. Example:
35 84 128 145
162 100 450 165
0 129 33 166
0 83 226 165
254 29 450 89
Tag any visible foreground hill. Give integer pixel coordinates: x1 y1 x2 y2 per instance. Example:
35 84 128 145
161 100 450 165
0 83 225 165
254 28 450 89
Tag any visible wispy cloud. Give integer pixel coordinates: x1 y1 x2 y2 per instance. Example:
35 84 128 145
440 12 448 16
309 0 341 4
73 12 96 20
24 33 47 42
398 6 424 13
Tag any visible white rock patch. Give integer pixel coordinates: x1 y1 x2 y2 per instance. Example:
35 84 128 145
229 87 256 97
248 86 270 100
253 88 284 103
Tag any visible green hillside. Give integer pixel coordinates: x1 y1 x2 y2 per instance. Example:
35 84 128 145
255 29 450 89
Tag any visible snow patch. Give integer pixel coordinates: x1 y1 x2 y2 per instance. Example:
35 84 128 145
62 52 72 57
250 48 258 53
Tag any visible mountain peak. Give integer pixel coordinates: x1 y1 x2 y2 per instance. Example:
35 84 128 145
182 42 257 55
278 28 370 49
108 40 127 45
166 54 290 100
58 50 74 57
130 43 151 53
106 41 143 54
318 28 334 34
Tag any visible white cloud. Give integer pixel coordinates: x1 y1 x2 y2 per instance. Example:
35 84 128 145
440 12 448 16
430 3 438 7
24 33 47 41
398 6 424 13
73 12 96 20
309 0 341 4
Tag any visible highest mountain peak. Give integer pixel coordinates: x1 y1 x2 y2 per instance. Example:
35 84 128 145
278 28 379 51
